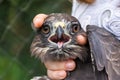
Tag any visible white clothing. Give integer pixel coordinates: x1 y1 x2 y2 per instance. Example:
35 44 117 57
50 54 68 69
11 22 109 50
72 0 120 40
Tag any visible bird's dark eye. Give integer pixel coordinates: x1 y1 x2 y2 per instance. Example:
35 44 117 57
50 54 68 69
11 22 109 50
71 24 79 33
41 25 50 34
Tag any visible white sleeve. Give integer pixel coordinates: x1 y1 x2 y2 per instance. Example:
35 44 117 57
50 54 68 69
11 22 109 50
71 0 90 32
102 8 120 40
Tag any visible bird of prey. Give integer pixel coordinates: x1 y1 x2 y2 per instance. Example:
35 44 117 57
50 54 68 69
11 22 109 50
30 13 120 80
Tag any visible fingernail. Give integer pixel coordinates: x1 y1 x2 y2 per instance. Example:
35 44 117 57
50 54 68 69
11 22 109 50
65 60 75 70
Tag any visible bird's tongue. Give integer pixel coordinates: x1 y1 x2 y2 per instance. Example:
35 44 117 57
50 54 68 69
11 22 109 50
57 42 63 48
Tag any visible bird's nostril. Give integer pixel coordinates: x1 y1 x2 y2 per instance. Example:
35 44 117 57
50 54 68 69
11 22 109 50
49 34 70 44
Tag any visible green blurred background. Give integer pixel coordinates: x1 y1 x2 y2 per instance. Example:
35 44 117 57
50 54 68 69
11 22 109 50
0 0 72 80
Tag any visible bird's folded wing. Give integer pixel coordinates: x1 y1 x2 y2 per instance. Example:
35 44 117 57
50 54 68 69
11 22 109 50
87 25 120 80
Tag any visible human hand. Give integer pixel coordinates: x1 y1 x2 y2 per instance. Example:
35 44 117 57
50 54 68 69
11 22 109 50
33 13 87 79
33 14 48 28
44 59 76 79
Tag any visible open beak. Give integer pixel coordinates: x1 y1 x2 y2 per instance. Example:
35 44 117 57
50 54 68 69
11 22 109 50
49 25 70 48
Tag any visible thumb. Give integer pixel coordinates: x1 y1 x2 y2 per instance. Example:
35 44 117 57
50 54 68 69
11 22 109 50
33 14 48 28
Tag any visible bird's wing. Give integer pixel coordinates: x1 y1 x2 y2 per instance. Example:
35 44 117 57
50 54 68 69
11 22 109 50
87 25 120 80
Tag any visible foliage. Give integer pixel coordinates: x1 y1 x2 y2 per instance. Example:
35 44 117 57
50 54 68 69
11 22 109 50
0 0 72 80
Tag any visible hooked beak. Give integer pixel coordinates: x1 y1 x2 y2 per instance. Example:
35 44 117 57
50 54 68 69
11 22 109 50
56 26 64 39
49 25 70 48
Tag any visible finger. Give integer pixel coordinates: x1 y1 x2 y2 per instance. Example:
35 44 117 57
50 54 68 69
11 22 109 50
65 59 76 71
33 14 48 28
76 34 87 45
44 61 66 71
47 70 67 80
44 59 76 71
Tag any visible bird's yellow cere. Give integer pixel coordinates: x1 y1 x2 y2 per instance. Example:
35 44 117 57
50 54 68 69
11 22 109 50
54 22 66 28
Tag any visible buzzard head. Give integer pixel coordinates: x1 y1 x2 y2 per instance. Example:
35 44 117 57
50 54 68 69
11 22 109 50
30 13 89 62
